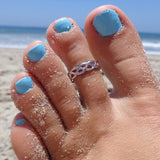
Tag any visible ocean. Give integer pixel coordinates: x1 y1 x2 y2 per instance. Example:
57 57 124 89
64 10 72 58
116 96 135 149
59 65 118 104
0 26 160 55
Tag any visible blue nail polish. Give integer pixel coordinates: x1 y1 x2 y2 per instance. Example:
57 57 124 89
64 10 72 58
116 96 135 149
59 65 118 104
15 77 33 94
15 119 25 126
93 9 122 37
55 19 72 33
27 44 46 62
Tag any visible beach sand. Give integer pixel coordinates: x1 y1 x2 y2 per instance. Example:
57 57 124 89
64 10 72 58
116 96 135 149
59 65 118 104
0 47 160 160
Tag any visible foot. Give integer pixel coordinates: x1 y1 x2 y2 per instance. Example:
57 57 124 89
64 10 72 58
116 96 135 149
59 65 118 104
11 5 160 160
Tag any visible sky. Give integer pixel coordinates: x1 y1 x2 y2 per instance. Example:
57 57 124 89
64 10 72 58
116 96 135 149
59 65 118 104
0 0 160 33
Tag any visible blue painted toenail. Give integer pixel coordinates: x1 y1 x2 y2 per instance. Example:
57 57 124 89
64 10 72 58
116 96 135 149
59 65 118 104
15 119 25 126
15 77 33 94
93 9 122 37
27 44 46 62
55 19 72 33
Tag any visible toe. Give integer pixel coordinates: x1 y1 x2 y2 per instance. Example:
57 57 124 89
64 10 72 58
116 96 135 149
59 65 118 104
85 5 159 96
23 41 82 129
47 18 111 108
11 113 49 160
11 72 64 158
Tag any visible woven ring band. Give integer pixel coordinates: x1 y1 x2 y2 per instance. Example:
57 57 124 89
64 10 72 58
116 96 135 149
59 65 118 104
68 60 100 82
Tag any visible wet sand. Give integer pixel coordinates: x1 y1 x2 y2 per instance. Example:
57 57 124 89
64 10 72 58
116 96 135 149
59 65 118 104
0 47 160 159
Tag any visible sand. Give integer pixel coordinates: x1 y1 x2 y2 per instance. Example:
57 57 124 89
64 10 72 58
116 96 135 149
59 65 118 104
0 47 160 160
0 48 24 160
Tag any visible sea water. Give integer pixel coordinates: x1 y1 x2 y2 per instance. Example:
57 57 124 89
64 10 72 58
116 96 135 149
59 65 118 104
139 32 160 55
0 26 160 55
0 26 47 49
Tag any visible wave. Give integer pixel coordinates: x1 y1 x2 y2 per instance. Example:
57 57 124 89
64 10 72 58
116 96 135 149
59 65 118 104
0 38 160 55
0 26 160 55
0 32 47 49
143 42 160 50
142 41 160 54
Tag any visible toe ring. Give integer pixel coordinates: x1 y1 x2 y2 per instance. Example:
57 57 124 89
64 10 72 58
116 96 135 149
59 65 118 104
68 60 100 82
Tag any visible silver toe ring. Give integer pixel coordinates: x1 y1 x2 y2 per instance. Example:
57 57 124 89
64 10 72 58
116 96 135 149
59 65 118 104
68 60 100 82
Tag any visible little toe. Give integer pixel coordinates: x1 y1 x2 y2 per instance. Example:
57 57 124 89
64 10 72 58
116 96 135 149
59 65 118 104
11 113 49 160
11 73 64 158
23 41 82 129
47 18 111 108
85 5 159 96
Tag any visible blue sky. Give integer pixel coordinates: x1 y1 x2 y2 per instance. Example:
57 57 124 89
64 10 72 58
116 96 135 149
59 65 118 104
0 0 160 33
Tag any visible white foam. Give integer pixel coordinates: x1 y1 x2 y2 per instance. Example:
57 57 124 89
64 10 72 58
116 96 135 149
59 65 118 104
142 41 160 55
0 27 160 55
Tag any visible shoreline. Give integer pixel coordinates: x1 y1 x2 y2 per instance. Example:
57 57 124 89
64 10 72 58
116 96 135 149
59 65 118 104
0 47 160 159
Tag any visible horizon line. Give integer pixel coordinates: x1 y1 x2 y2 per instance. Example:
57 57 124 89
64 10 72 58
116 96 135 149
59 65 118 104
0 25 160 35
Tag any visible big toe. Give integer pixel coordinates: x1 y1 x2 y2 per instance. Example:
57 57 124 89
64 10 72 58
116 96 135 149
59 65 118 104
85 5 159 96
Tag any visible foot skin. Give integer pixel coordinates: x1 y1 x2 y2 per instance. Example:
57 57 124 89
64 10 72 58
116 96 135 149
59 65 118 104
11 5 160 160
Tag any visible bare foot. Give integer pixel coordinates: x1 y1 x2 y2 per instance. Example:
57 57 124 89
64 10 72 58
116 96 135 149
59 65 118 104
11 5 160 160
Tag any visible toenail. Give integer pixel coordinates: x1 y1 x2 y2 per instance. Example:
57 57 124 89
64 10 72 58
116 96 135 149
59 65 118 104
93 9 122 37
15 77 33 94
27 44 46 62
54 18 72 33
15 118 25 126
